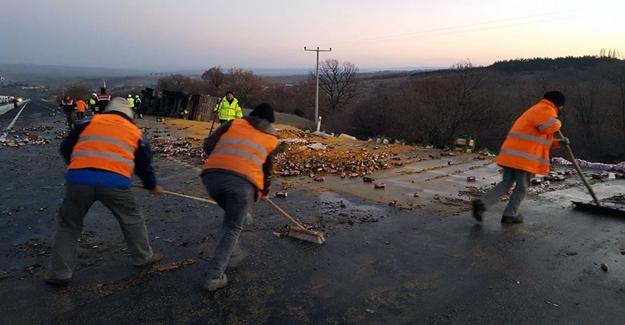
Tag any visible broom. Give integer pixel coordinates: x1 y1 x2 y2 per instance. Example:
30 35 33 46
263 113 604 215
265 198 326 245
133 185 325 244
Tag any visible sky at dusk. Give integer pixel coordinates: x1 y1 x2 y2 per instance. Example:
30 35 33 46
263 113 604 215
1 0 624 71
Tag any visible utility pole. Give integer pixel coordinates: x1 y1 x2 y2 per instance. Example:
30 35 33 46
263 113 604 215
304 46 331 128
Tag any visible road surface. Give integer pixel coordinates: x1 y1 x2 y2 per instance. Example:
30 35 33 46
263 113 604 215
1 98 624 324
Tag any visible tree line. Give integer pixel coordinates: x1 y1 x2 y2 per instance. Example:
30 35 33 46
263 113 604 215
156 56 625 162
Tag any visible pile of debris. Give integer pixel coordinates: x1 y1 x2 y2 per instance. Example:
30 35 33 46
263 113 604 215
552 157 625 174
151 137 205 158
277 149 395 177
275 129 414 177
0 132 49 148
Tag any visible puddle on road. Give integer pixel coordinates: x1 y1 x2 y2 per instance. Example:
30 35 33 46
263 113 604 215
319 191 383 213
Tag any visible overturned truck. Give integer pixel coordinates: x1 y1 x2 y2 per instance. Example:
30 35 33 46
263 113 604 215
141 88 220 121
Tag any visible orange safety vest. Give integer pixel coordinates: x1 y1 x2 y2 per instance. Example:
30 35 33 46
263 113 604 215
68 114 141 177
202 119 278 191
496 99 561 175
75 100 87 112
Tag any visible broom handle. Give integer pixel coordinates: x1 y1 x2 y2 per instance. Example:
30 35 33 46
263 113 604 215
557 130 601 206
134 184 311 228
163 190 218 205
265 198 309 231
132 184 217 205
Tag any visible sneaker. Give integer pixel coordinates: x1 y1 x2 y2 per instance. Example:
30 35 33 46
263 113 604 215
501 215 524 224
44 276 70 286
203 274 228 292
134 252 164 267
471 199 486 221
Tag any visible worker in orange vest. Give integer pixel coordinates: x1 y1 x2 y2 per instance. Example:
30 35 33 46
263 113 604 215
200 103 278 291
472 91 569 224
74 98 87 120
46 97 165 285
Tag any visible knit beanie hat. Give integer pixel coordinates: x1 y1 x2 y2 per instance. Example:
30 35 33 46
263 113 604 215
105 97 134 119
543 91 565 107
249 103 275 123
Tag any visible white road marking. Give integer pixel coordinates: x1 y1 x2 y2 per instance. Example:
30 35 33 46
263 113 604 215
5 102 29 131
0 102 30 142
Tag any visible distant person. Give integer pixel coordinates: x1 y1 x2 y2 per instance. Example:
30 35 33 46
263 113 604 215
200 103 279 291
45 97 164 286
213 90 242 124
134 95 143 119
12 97 18 109
472 91 569 224
127 94 136 117
75 98 87 120
95 88 111 114
58 95 77 130
88 93 98 115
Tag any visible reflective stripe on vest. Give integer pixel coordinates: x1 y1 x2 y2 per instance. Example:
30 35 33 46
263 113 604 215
202 119 278 190
69 114 141 177
77 135 136 153
507 132 552 145
537 118 558 132
499 148 550 165
211 147 264 165
218 138 269 157
71 150 135 168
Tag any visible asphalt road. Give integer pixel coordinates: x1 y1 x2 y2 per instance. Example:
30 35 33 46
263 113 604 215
0 98 624 324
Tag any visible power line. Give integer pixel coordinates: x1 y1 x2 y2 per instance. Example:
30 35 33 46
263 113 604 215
324 8 593 47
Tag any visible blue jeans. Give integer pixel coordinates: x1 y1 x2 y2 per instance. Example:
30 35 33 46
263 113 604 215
202 172 256 278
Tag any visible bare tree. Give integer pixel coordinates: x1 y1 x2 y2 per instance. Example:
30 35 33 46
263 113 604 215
156 75 208 94
201 66 225 92
569 77 607 157
415 61 493 145
605 63 625 131
222 68 268 108
315 59 359 112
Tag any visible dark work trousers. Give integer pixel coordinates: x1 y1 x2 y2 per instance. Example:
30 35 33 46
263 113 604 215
48 183 154 279
480 167 532 217
202 172 255 279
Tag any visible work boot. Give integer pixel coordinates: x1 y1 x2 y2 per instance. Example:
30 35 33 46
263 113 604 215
501 215 524 224
134 252 164 267
471 199 486 222
203 274 228 292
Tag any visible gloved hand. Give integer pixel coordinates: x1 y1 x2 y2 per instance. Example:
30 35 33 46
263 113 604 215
261 188 270 199
559 137 570 146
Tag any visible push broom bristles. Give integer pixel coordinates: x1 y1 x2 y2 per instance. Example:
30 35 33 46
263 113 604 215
287 226 326 244
266 198 326 245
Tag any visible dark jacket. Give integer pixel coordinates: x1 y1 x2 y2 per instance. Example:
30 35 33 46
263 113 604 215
203 116 277 192
59 100 76 113
60 111 157 189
